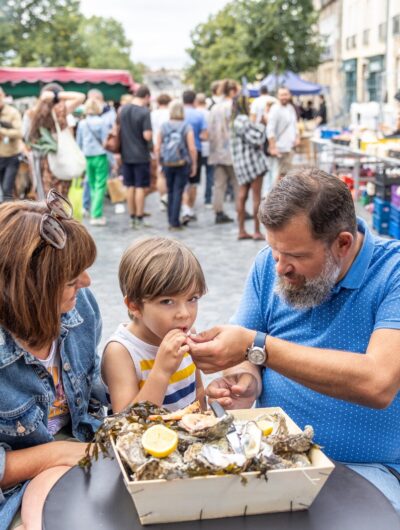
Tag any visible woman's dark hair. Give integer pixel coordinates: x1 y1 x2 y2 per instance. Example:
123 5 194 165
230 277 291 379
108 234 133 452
259 168 357 243
221 79 239 97
231 95 249 119
29 83 65 142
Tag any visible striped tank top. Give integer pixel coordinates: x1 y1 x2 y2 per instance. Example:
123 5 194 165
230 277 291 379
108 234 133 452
105 324 197 411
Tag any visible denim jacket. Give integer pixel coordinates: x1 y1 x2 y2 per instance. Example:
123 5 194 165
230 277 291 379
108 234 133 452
0 288 104 529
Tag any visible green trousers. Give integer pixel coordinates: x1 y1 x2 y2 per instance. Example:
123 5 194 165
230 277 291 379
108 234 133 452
86 154 108 218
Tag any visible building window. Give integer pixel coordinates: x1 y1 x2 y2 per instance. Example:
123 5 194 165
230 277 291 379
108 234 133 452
393 15 400 35
346 35 357 50
379 22 387 42
363 29 370 45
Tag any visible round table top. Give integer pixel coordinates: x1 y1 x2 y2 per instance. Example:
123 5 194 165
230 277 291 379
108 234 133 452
43 456 400 530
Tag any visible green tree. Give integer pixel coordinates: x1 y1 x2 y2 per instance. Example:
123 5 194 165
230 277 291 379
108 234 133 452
0 0 88 66
79 15 143 81
0 0 144 80
186 0 323 92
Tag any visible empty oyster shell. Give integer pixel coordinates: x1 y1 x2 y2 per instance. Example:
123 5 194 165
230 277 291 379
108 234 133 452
241 421 262 459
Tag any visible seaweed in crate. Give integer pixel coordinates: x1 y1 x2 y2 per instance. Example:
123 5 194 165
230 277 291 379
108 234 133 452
79 401 170 470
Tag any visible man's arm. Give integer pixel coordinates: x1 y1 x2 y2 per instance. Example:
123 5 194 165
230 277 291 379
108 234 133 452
143 110 152 142
189 326 400 409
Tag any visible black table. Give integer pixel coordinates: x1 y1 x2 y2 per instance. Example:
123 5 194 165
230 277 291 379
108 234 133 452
43 456 400 530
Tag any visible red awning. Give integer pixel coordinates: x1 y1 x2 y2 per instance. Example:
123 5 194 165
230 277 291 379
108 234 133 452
0 67 136 90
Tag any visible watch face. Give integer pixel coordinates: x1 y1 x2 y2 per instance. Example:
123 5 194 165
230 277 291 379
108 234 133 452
249 346 266 365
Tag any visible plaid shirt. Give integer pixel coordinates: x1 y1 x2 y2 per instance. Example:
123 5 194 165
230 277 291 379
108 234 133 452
231 115 269 185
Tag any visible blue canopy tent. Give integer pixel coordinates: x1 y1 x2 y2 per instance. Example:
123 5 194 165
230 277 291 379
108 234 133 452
260 71 323 96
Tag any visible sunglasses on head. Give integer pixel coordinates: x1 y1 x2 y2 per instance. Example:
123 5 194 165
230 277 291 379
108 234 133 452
39 189 73 250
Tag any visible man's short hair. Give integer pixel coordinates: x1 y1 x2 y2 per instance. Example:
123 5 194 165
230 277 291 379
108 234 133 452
135 85 151 99
183 90 196 105
260 86 269 95
157 93 171 106
260 168 357 243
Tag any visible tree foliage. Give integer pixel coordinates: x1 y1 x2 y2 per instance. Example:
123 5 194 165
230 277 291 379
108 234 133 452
0 0 144 80
186 0 323 92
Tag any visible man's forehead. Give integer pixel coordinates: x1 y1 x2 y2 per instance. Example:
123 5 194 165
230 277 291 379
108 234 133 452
266 214 322 251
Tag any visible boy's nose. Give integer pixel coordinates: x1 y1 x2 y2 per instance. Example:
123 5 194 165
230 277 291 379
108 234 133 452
176 304 190 319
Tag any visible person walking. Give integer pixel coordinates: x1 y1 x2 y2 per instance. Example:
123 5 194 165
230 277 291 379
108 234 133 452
208 79 239 224
249 85 276 124
76 98 110 226
0 87 23 202
25 83 85 198
151 93 172 211
119 85 152 229
181 90 207 225
155 101 197 231
267 87 299 181
231 96 268 241
195 92 214 208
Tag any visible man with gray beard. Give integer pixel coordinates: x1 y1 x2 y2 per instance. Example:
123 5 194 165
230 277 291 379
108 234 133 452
189 168 400 513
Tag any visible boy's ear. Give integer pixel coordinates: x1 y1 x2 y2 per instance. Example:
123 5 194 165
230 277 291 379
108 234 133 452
124 296 142 319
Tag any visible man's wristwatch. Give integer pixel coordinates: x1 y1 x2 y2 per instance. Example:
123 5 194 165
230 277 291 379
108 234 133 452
245 331 268 365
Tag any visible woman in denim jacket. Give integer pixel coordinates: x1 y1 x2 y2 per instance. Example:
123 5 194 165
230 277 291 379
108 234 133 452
0 192 104 530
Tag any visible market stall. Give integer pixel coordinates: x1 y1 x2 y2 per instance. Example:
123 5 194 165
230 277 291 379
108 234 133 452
0 67 138 101
311 132 400 238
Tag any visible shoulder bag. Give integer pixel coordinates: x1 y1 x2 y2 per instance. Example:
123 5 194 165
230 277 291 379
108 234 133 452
48 110 86 181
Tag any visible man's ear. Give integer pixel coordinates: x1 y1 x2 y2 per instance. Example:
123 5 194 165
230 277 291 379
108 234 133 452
333 232 354 258
124 296 142 319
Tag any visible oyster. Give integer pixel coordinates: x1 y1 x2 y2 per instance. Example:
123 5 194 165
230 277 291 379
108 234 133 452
268 425 314 454
254 412 289 437
116 431 147 473
134 451 186 481
241 421 262 459
179 413 233 440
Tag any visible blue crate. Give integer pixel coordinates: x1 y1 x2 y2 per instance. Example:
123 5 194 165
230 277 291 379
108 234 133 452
389 220 400 239
373 214 389 235
373 197 391 221
375 184 392 202
390 203 400 224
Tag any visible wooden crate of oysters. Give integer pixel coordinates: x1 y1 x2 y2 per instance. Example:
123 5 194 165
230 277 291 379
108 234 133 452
83 401 334 525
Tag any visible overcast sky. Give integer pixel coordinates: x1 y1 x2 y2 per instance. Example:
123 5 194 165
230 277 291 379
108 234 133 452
80 0 230 70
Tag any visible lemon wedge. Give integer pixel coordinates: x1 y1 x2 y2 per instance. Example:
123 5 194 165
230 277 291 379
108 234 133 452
141 425 178 458
257 420 274 436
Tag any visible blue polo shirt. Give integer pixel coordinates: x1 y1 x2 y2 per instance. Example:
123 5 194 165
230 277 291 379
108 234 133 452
184 106 207 152
231 217 400 465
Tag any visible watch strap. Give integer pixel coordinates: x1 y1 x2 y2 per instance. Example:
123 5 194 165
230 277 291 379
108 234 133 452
253 331 267 350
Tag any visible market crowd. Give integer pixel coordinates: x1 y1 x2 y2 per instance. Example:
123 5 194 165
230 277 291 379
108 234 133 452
0 80 328 240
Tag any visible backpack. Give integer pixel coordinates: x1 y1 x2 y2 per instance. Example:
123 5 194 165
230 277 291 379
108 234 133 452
160 122 187 167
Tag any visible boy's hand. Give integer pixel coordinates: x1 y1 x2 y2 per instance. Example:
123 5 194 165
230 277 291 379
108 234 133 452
154 329 190 376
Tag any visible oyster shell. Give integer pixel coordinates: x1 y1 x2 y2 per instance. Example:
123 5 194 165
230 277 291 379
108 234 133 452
116 431 147 473
134 451 186 481
241 421 262 459
179 413 233 440
268 425 314 454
